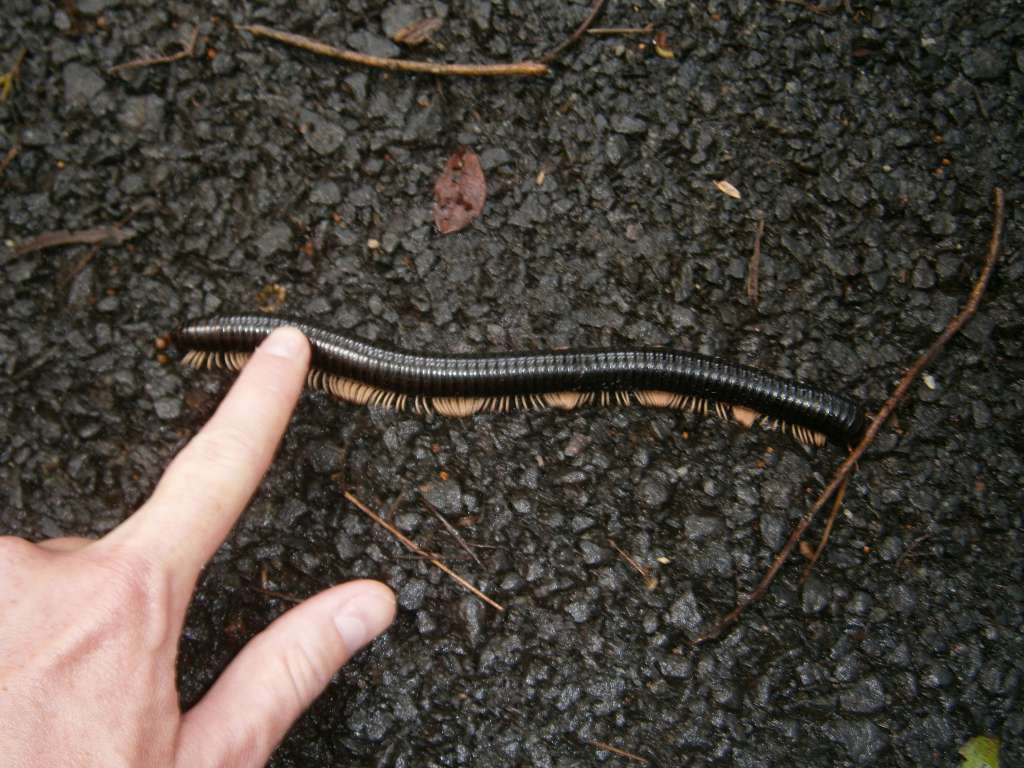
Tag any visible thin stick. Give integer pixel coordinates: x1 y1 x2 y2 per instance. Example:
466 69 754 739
694 187 1005 644
14 225 136 256
746 211 765 305
540 0 607 64
799 473 849 582
11 349 58 382
0 48 27 102
250 586 303 604
895 531 933 568
383 487 408 520
110 26 200 74
395 552 475 562
345 491 505 612
241 24 548 77
586 24 655 36
589 740 649 765
972 84 990 121
0 143 20 177
608 538 657 590
57 243 102 293
421 496 483 567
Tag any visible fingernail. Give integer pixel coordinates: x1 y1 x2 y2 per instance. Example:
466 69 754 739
260 328 305 359
334 589 395 654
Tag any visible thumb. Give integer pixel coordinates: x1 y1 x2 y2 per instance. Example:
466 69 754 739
176 579 396 768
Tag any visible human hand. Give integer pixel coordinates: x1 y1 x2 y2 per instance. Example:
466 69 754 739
0 328 396 767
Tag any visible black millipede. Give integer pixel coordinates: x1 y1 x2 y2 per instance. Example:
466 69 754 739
174 314 866 448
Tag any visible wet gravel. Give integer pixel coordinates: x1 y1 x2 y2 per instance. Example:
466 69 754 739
2 1 1022 765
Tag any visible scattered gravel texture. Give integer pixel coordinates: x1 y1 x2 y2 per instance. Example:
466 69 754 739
2 1 1022 766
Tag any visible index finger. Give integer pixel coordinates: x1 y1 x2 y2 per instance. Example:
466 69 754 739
103 327 310 600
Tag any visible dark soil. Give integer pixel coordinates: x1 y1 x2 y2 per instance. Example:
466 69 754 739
2 1 1022 766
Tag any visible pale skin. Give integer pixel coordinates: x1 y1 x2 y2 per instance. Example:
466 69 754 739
0 328 397 767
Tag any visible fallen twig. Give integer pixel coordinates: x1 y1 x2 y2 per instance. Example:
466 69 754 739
0 48 27 102
799 473 849 582
345 491 504 612
250 586 303 604
694 187 1005 644
589 739 649 765
241 24 548 77
0 143 20 178
608 538 657 590
746 210 765 305
539 0 606 64
14 225 136 256
57 243 102 295
972 84 990 121
11 349 59 382
586 24 655 36
421 494 482 567
895 531 934 568
395 552 476 562
110 26 200 75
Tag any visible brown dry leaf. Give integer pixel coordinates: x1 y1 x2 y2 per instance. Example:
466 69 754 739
393 17 444 46
433 148 487 234
714 179 742 199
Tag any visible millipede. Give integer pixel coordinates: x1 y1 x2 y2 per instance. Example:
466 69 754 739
174 314 866 448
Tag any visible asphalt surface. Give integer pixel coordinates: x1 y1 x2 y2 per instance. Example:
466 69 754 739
1 1 1022 766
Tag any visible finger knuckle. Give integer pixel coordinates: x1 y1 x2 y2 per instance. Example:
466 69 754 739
187 720 264 768
90 548 174 649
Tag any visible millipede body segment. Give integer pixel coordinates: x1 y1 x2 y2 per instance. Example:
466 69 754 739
174 314 866 447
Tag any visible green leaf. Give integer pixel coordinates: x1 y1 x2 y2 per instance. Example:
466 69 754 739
959 735 1000 768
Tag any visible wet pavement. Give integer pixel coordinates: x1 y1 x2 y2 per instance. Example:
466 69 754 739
1 1 1022 765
